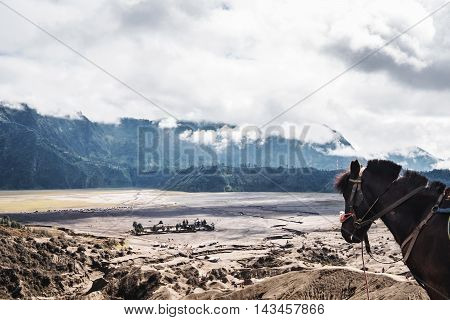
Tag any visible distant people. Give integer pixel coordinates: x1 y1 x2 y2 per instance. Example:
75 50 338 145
132 222 144 234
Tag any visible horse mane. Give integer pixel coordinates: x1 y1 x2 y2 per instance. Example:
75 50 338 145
335 160 401 194
335 171 350 194
365 159 402 180
335 159 446 196
396 170 428 191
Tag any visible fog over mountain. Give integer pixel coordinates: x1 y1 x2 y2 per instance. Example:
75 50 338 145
1 1 449 162
0 103 447 190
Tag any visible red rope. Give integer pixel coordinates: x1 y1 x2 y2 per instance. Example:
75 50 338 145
361 242 370 300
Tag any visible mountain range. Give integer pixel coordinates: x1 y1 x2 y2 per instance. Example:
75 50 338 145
0 103 447 191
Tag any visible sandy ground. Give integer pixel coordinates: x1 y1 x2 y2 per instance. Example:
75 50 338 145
0 189 421 299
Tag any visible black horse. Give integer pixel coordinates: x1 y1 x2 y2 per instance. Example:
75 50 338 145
336 159 450 299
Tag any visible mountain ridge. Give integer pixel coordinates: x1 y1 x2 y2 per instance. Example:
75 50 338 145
0 103 447 191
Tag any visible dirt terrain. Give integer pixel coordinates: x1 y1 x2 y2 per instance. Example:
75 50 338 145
187 269 427 300
0 190 428 300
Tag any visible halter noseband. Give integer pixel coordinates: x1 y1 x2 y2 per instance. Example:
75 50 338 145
339 168 364 224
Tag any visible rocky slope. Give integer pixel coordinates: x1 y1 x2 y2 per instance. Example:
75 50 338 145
0 224 428 300
186 269 427 300
0 225 159 299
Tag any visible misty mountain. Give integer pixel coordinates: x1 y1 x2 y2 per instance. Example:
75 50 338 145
386 147 441 172
0 103 447 190
0 104 132 189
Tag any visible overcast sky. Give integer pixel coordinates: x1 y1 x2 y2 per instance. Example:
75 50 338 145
0 0 449 160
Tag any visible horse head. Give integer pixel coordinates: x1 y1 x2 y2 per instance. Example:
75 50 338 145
335 159 402 243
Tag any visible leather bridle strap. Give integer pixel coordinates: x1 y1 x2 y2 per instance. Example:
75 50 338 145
348 174 363 211
400 191 446 262
357 178 397 223
355 185 426 228
400 209 434 262
361 189 439 264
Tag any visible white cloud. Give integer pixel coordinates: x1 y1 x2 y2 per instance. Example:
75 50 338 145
178 122 346 151
434 159 450 170
327 146 360 157
158 117 178 129
179 125 263 150
0 0 449 159
0 100 26 110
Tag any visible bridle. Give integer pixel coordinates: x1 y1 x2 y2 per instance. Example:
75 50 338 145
339 165 446 263
340 166 425 229
339 167 365 225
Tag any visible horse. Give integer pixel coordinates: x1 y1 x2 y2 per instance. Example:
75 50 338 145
335 159 450 300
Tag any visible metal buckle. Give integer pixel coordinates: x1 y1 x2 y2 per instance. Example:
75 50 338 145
353 219 362 229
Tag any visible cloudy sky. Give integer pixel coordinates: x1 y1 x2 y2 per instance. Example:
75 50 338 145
0 0 449 160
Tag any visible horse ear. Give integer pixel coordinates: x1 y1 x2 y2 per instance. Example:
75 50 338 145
350 160 360 178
